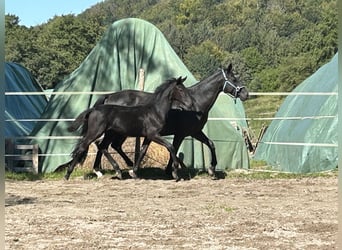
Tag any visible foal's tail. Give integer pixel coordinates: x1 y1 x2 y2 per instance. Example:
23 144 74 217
69 94 109 133
68 93 109 133
68 108 94 133
93 94 109 106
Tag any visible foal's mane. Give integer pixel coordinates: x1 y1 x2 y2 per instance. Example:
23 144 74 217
153 77 178 97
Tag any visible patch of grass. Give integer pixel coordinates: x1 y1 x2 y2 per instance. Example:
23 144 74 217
226 168 338 180
220 205 235 213
205 204 235 213
5 171 43 181
5 164 337 181
244 95 284 141
249 160 269 169
5 168 93 181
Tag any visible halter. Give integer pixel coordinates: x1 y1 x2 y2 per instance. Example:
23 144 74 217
221 69 245 102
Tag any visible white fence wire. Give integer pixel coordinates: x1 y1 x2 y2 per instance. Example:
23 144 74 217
5 91 338 162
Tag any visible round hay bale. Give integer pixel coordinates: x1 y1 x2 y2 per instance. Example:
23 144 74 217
82 137 169 170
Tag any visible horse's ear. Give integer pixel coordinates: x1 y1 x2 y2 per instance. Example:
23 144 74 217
176 76 186 84
227 63 233 72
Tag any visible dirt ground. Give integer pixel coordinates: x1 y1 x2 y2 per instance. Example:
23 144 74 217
5 171 338 250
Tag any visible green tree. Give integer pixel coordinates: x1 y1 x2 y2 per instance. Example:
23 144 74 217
184 40 227 79
33 14 103 88
4 0 338 92
5 15 36 64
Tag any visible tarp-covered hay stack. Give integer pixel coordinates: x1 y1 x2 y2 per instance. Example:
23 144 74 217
254 53 338 173
5 62 48 171
29 18 249 173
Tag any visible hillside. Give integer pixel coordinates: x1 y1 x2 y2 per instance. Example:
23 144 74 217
5 0 337 93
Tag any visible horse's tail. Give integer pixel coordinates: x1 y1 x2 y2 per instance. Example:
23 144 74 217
68 108 94 133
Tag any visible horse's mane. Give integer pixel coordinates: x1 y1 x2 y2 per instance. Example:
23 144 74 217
189 69 221 90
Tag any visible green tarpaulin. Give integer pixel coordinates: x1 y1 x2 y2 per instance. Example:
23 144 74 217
5 62 48 138
254 53 338 173
30 18 249 173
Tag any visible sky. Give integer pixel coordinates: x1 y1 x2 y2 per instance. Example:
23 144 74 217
5 0 105 27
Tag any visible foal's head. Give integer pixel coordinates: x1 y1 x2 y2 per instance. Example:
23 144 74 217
153 76 194 111
170 76 194 111
221 63 249 101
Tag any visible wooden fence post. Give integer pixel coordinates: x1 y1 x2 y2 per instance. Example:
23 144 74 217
135 69 145 163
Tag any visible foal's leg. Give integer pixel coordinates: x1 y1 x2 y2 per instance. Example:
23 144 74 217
93 134 112 177
64 142 89 180
66 117 106 180
110 135 134 167
64 158 79 180
94 133 124 178
192 131 217 179
101 150 122 179
128 138 151 179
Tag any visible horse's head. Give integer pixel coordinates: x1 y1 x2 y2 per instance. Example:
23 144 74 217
170 76 194 111
221 63 249 101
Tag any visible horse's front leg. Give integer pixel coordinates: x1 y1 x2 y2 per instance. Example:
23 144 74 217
165 135 185 176
192 131 217 179
151 135 180 181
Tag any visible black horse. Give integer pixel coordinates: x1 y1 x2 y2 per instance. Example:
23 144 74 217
85 63 248 179
63 76 193 180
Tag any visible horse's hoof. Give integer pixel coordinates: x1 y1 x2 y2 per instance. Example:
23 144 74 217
172 170 179 181
211 175 218 180
116 171 123 180
64 175 69 181
208 168 215 176
93 170 103 178
128 170 138 179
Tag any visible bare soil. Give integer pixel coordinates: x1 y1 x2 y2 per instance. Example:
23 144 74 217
5 172 337 249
